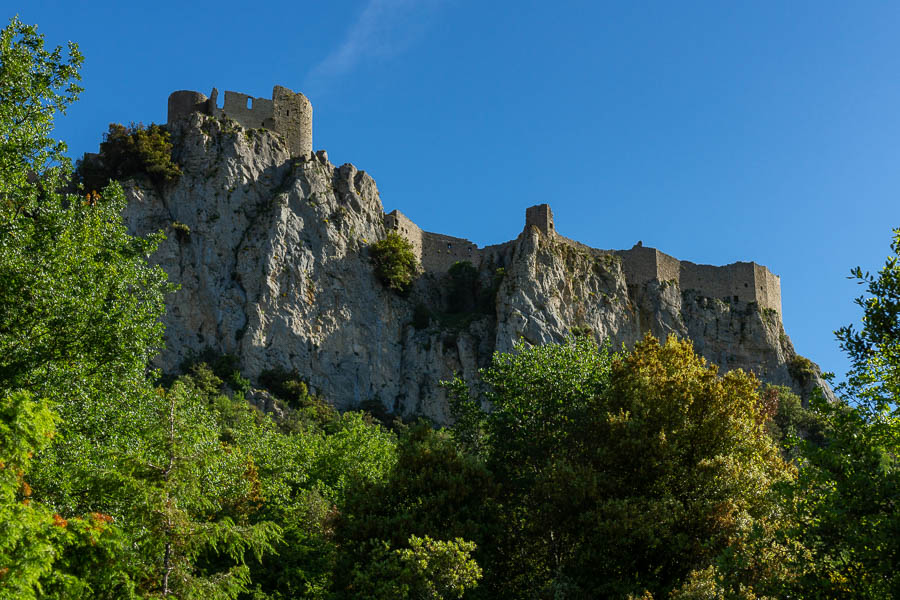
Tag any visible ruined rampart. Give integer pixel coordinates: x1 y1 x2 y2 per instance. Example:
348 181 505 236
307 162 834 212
167 85 312 157
385 210 482 272
386 204 782 318
616 244 782 317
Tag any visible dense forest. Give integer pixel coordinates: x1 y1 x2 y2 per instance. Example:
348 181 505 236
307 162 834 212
1 18 898 599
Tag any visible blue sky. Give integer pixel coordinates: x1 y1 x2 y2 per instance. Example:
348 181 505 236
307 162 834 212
14 1 900 380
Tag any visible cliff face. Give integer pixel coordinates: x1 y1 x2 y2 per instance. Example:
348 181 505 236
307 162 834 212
123 114 829 423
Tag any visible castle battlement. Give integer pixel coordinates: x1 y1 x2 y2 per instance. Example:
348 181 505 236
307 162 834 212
168 85 312 157
385 204 782 318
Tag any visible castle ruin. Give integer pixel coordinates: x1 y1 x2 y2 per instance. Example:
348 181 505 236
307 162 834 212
386 204 783 318
164 86 781 318
168 85 312 157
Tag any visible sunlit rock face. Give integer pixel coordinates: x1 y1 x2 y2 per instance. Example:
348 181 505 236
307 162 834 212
123 114 831 424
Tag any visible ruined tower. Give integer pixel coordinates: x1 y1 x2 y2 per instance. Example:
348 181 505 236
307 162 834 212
525 204 555 235
167 85 313 157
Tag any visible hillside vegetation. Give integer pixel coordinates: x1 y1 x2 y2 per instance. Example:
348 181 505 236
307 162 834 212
1 17 898 599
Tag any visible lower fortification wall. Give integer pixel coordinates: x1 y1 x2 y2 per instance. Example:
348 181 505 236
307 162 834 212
420 232 481 272
384 210 481 272
616 245 781 316
386 206 782 317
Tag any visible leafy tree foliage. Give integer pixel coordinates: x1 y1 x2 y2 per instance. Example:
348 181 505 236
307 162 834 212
76 122 181 193
0 17 81 200
773 228 900 598
0 17 169 403
333 424 494 598
370 232 419 294
0 391 61 597
449 335 793 598
346 535 482 600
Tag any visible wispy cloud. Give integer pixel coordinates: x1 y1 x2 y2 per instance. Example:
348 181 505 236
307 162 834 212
306 0 445 94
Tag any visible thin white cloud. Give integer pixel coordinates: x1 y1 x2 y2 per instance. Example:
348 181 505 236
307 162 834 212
306 0 444 93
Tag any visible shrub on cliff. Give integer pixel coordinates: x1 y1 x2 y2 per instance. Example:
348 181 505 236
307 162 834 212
76 122 181 192
370 232 419 294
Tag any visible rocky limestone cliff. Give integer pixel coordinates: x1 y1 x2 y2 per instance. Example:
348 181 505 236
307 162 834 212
122 113 831 423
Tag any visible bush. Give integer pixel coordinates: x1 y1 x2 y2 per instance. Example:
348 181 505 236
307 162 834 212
787 354 816 382
258 367 338 428
77 122 181 192
370 233 419 294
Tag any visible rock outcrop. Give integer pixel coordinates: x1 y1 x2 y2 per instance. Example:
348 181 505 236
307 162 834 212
122 113 831 423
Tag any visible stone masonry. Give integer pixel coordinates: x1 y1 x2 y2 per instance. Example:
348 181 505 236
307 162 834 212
167 85 312 157
387 203 783 318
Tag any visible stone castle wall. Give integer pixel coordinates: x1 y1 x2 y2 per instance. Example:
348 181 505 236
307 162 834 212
385 210 482 272
384 210 424 258
616 244 782 317
167 85 312 157
421 232 481 272
385 204 782 318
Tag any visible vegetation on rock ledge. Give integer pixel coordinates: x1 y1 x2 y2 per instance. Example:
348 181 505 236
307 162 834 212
370 232 420 294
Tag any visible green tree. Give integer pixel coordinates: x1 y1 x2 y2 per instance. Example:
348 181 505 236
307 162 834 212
774 228 900 598
370 232 419 294
446 337 615 596
345 535 482 600
76 122 181 193
0 391 61 597
449 336 793 598
0 17 170 403
0 17 81 202
0 17 166 597
0 391 130 600
124 382 281 599
333 424 494 598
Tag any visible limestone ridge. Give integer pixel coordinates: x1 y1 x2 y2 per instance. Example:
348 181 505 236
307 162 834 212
120 87 831 423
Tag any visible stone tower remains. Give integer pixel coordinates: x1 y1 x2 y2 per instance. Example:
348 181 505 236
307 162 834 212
526 204 555 235
167 85 312 157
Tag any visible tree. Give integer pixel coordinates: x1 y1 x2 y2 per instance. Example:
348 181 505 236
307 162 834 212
0 391 61 597
333 424 494 598
0 18 287 598
0 391 130 600
0 17 81 201
0 17 166 597
344 535 482 600
0 16 170 404
121 381 282 599
773 228 900 598
446 337 616 596
76 122 181 193
448 335 793 598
